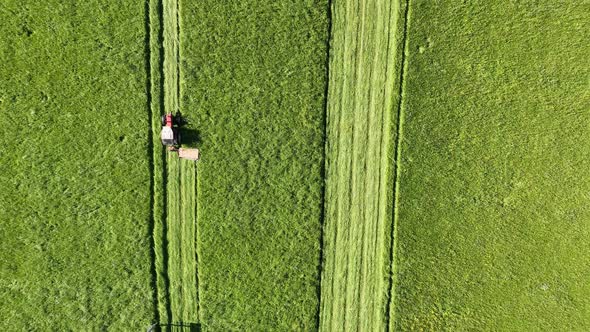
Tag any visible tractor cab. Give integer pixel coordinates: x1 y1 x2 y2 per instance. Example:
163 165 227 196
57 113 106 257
160 112 183 147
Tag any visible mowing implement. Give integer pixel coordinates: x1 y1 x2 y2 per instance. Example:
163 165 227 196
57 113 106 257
160 111 200 161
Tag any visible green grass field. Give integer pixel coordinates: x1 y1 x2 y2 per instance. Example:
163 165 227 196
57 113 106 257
0 1 155 330
2 0 590 330
181 0 329 329
392 1 590 330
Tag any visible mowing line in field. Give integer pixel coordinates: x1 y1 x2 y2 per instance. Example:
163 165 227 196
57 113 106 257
162 0 199 325
148 0 171 324
387 0 411 329
315 0 333 328
194 166 201 321
145 0 160 324
319 0 406 330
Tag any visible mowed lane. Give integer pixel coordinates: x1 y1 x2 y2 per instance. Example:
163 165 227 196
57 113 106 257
166 157 198 323
319 0 407 330
392 1 590 330
161 0 199 324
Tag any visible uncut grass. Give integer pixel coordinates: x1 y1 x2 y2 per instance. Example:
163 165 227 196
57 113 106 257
392 1 590 330
319 0 405 330
181 1 329 330
0 1 154 330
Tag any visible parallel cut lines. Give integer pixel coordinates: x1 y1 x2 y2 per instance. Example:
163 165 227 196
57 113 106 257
358 1 381 328
162 0 199 325
319 0 407 330
163 148 199 325
179 160 198 321
163 0 179 115
167 156 182 319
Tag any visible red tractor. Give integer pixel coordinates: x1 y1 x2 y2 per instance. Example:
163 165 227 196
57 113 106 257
160 111 200 161
160 111 185 148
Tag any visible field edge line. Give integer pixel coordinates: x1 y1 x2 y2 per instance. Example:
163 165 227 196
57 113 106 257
144 0 160 324
316 0 333 330
386 0 412 330
157 0 173 324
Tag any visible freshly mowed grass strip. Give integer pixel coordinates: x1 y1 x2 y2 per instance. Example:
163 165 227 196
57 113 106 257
392 1 590 330
0 0 155 330
181 0 329 329
179 160 198 321
319 0 406 330
162 0 199 325
165 156 198 324
167 157 198 323
163 0 180 116
167 155 183 320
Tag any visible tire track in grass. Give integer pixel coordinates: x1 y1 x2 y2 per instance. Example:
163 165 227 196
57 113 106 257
145 0 159 324
319 0 406 330
148 0 171 324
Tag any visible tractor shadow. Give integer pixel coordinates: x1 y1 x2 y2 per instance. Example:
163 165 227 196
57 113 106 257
147 322 201 332
180 128 201 148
